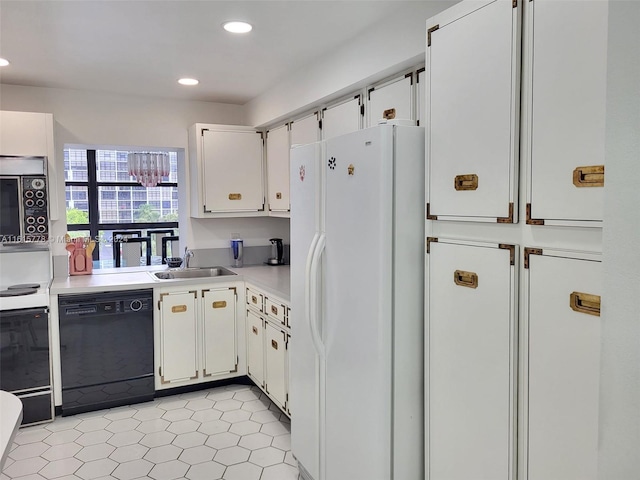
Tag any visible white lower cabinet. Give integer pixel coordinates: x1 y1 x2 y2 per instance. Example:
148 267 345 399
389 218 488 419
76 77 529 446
264 322 288 409
158 290 198 384
245 283 291 416
246 309 265 387
155 283 242 389
523 249 601 480
202 288 237 377
427 239 517 480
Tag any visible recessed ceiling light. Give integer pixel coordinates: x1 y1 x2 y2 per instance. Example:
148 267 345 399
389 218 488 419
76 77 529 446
178 78 199 86
0 58 9 67
223 21 252 34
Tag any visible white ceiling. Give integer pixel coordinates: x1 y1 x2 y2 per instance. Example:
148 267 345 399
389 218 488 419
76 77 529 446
0 0 418 105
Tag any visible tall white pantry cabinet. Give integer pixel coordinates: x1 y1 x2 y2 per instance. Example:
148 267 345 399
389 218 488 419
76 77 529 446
424 1 606 480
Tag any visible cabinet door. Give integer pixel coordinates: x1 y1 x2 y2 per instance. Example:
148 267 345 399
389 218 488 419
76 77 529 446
290 113 319 146
246 309 265 387
159 291 198 383
322 96 361 140
202 288 237 377
202 128 264 212
525 0 607 226
366 74 413 127
427 239 517 480
426 0 520 222
524 250 601 480
266 124 290 213
265 321 287 410
416 68 426 127
0 111 50 157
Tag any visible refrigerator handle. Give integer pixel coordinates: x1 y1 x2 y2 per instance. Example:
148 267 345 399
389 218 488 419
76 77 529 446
305 232 324 357
309 233 326 359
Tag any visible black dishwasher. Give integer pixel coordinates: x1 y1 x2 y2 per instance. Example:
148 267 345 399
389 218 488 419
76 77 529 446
59 289 154 415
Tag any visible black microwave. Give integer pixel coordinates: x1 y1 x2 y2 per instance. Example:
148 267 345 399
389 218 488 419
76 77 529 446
0 157 49 243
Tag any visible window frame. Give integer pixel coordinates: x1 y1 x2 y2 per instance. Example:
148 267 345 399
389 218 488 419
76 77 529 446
65 149 178 262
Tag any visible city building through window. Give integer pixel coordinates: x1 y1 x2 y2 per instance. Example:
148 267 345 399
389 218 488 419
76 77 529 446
64 147 179 268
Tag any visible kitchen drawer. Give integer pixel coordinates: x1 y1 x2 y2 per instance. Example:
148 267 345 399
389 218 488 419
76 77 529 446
265 296 286 326
246 287 263 313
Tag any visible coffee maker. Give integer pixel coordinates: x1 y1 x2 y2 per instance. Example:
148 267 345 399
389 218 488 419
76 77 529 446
267 238 284 265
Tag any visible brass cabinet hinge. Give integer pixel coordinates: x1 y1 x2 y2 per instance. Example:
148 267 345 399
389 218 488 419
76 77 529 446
426 237 438 254
526 203 545 225
524 247 543 269
498 244 516 266
427 24 440 47
513 0 517 8
405 72 414 85
497 202 514 223
426 203 438 220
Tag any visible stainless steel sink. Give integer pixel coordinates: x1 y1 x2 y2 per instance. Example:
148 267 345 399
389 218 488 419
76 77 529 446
152 267 237 280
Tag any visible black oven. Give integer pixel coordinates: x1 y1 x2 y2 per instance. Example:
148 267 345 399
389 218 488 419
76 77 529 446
59 290 155 415
0 307 54 426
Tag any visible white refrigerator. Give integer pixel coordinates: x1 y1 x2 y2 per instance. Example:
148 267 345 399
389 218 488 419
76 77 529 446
290 123 425 480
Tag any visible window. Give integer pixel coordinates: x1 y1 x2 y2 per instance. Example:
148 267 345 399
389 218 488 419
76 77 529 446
64 147 179 268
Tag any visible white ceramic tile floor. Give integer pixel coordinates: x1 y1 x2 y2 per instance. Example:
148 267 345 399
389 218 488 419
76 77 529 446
2 384 299 480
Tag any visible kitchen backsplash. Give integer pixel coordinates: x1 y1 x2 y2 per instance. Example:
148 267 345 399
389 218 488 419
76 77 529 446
52 244 290 277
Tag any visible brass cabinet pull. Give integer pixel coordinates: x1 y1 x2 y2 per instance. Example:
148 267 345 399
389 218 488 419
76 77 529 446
171 304 187 313
212 301 226 309
454 270 478 289
276 192 282 199
454 174 478 191
271 305 278 315
252 326 258 335
383 108 396 120
252 295 258 304
570 291 601 316
271 339 278 350
573 165 604 187
228 193 242 200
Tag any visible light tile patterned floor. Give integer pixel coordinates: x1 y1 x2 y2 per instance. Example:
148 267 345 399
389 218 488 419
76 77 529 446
1 384 299 480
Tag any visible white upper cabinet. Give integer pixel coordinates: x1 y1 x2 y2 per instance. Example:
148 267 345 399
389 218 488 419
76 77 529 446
366 74 414 127
290 112 319 147
0 111 59 220
0 111 52 157
425 0 520 223
188 123 265 217
321 96 362 141
524 0 608 226
266 124 290 215
416 68 426 127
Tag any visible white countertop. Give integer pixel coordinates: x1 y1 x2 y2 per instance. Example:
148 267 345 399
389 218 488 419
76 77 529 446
0 391 23 471
50 264 290 301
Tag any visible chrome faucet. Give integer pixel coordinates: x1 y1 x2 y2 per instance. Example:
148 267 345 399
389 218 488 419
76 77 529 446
182 246 194 269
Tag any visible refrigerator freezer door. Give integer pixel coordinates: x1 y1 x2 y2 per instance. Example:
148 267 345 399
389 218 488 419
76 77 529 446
290 142 322 479
323 126 394 480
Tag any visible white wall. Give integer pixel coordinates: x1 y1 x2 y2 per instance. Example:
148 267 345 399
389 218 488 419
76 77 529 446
245 1 458 127
599 1 640 477
0 84 289 258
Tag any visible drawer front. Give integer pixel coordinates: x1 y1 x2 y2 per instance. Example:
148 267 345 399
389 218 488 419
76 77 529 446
246 287 263 312
265 297 286 325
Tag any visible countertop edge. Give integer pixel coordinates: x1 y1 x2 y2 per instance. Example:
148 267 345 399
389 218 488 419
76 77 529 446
50 265 290 302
